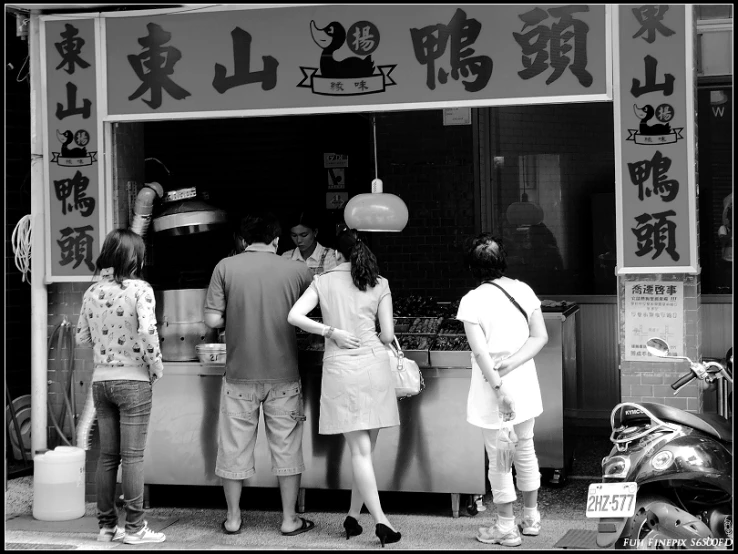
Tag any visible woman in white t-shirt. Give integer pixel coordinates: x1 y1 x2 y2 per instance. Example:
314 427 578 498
456 234 548 548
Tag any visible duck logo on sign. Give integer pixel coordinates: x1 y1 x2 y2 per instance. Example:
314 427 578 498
52 129 97 166
297 20 396 96
627 103 684 146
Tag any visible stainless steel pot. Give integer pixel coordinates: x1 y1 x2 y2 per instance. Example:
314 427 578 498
155 288 217 361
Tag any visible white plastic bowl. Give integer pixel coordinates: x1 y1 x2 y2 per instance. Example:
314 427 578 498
196 343 226 364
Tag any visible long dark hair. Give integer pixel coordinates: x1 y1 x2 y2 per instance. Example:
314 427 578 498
95 229 146 285
336 229 379 291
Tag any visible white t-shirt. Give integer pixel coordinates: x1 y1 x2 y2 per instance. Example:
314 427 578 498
281 242 338 275
456 276 543 429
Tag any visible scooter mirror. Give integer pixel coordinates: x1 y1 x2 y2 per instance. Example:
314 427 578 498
646 337 671 357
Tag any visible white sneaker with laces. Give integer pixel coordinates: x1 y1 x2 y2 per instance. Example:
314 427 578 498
476 523 522 547
517 512 541 536
97 526 125 542
123 521 166 544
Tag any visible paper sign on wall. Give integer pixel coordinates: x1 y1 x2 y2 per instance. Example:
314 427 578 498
326 192 348 210
327 168 346 189
324 153 348 168
623 279 684 361
443 107 471 125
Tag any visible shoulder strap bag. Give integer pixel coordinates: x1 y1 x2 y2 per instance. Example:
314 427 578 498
387 337 424 399
485 281 528 323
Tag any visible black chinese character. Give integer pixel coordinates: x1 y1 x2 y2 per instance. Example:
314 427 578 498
56 82 92 120
54 170 96 217
631 55 674 98
632 5 675 44
213 27 278 94
55 23 91 75
57 225 95 271
632 210 680 261
410 8 493 92
128 23 191 109
627 150 679 202
513 5 592 87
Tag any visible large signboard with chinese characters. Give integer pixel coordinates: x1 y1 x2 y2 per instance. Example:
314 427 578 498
103 4 610 118
615 5 698 273
623 279 684 361
42 18 104 281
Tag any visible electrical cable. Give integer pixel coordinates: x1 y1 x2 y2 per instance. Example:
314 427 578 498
11 214 33 284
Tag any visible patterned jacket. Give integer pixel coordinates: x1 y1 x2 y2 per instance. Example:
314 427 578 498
76 268 163 382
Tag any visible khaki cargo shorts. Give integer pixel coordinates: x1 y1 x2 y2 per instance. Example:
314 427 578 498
215 378 306 480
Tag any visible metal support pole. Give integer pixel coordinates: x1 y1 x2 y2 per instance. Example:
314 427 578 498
30 12 49 455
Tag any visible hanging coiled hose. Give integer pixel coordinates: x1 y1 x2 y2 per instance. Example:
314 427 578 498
47 317 77 447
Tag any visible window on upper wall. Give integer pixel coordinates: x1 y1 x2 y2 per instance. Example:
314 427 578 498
696 4 732 21
486 102 616 296
697 85 733 295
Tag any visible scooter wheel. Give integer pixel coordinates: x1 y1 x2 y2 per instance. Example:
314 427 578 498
614 493 672 549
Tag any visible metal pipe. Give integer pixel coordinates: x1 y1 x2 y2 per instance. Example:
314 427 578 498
30 12 49 455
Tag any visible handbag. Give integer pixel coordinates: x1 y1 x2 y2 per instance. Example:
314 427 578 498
387 337 424 399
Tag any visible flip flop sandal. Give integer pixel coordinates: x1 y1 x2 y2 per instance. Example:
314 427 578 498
221 519 243 535
281 517 315 536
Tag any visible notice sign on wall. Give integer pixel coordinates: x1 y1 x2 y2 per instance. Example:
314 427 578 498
616 5 698 273
623 279 684 361
42 18 104 281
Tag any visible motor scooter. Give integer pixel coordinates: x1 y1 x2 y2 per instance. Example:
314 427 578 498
588 338 732 549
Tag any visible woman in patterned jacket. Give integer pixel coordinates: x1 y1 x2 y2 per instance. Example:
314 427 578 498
76 229 166 545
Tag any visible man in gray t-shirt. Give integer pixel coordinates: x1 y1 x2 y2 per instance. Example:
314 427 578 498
205 212 314 537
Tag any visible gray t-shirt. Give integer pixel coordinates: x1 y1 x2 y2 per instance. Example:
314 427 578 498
205 249 312 381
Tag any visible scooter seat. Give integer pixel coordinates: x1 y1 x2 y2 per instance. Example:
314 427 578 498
638 402 732 443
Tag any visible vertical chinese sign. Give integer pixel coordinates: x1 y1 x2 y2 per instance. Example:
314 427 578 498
616 5 698 273
43 18 102 281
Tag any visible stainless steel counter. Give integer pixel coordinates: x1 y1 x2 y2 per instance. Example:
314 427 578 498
143 361 486 517
143 306 578 513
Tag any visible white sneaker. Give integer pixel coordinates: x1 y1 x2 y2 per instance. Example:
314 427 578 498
517 512 541 536
123 521 166 544
476 523 522 547
97 526 125 542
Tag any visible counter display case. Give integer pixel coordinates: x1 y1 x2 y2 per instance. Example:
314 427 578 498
143 301 578 514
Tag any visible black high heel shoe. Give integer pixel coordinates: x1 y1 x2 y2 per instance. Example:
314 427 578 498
343 516 362 540
375 523 401 547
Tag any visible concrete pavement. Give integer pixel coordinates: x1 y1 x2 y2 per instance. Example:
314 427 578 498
6 474 603 550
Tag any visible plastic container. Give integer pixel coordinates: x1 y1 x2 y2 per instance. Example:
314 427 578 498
495 424 518 473
33 446 86 521
196 343 226 364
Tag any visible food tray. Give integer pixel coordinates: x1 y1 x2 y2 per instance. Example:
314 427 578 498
394 317 413 333
406 316 445 334
429 350 472 368
401 349 430 368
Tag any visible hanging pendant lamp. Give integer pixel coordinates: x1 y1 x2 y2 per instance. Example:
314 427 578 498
506 157 544 227
344 115 408 232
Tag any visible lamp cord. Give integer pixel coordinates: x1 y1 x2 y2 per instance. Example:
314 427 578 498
372 115 378 181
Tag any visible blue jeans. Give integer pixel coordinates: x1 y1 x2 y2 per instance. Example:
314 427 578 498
93 380 152 533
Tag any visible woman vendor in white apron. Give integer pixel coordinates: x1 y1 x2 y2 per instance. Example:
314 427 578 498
281 211 338 276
